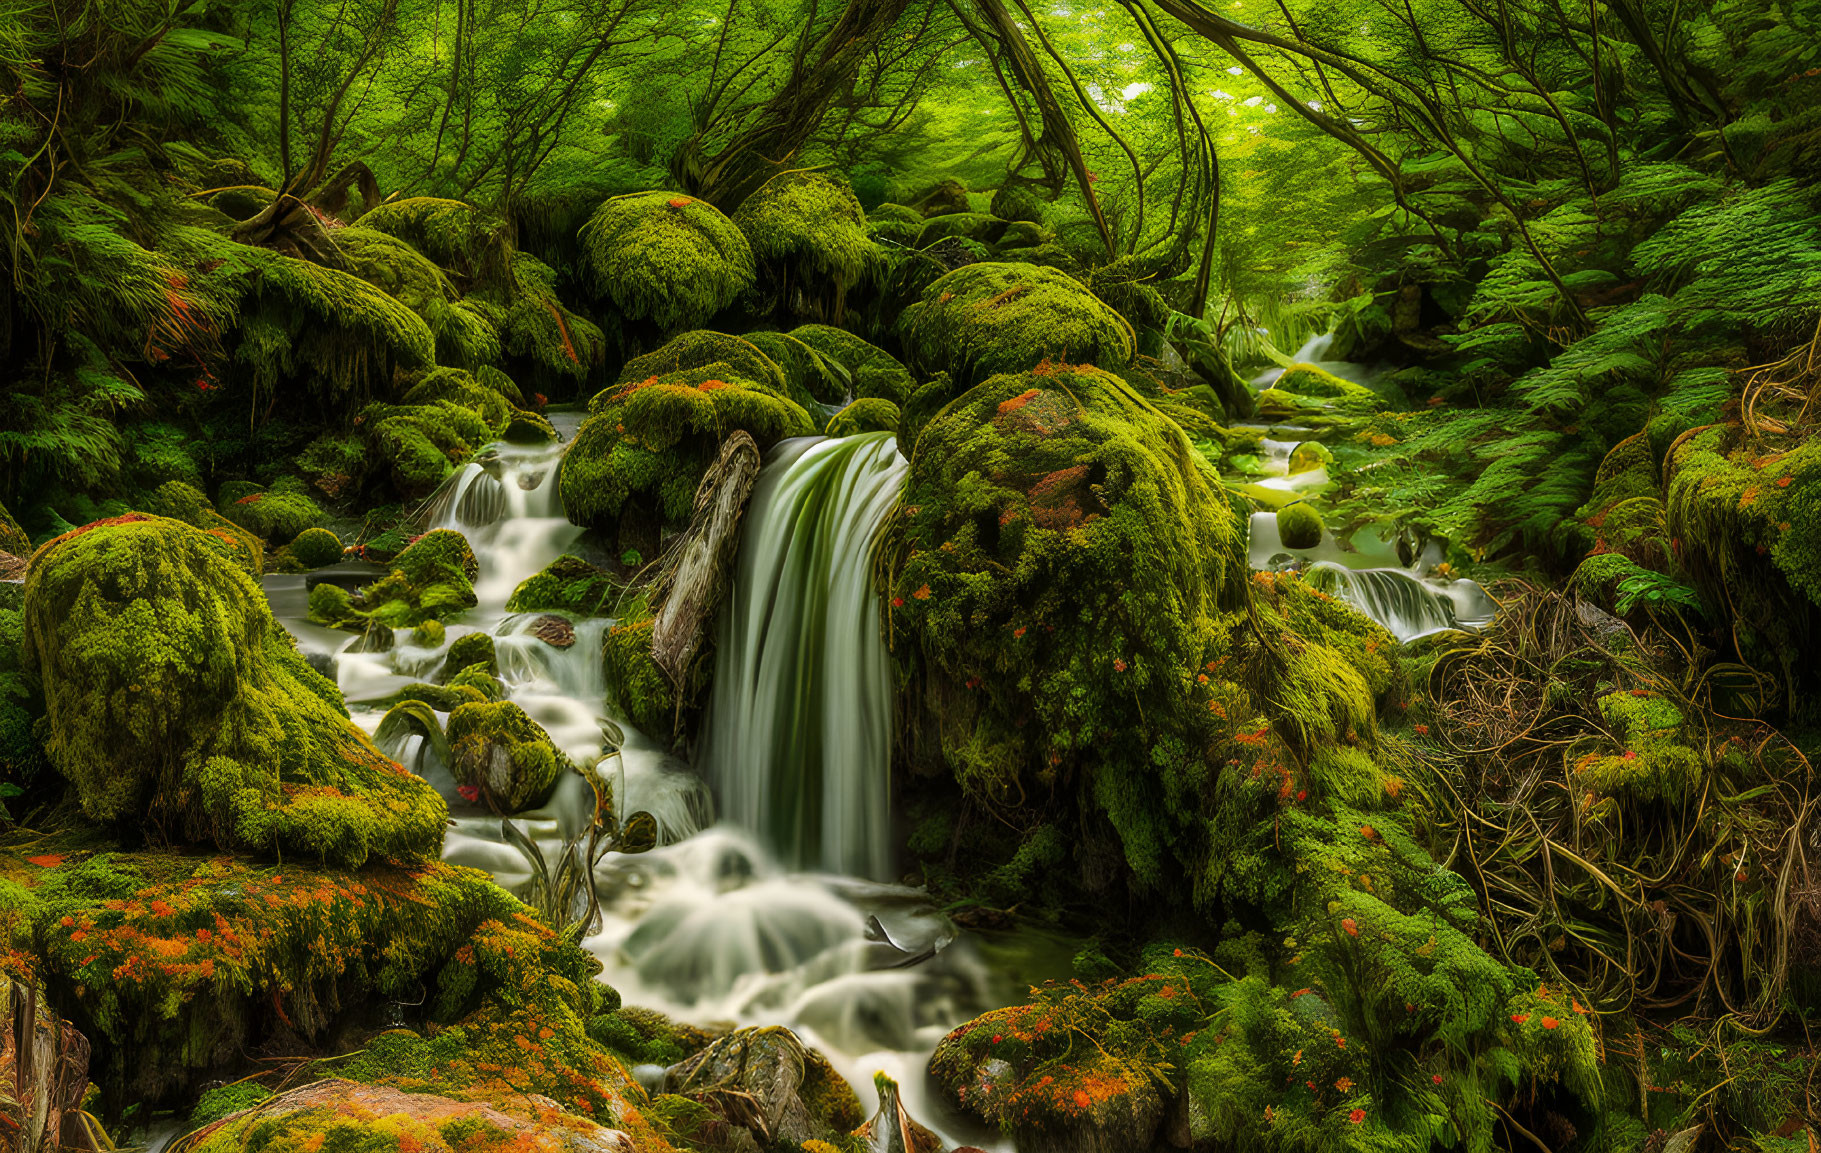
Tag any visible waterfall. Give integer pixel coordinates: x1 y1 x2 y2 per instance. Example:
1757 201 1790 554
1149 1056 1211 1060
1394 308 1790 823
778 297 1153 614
698 433 908 881
1304 561 1495 643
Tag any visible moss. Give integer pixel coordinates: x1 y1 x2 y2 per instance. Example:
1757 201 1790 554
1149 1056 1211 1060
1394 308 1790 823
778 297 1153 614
560 370 814 543
440 633 498 682
361 402 493 499
601 615 676 742
740 330 844 408
505 556 618 616
354 197 511 283
881 363 1247 890
1572 690 1704 803
614 331 790 397
218 479 324 544
897 263 1135 388
445 702 568 814
867 203 924 246
1276 501 1324 550
3 839 534 1101
401 367 515 433
191 1082 274 1127
142 481 265 575
296 434 369 501
381 682 488 712
290 527 345 569
242 245 437 397
825 398 900 438
317 529 479 630
732 171 875 292
1256 364 1389 421
23 516 446 866
579 192 754 331
0 501 31 555
447 662 505 702
788 323 916 406
916 213 1009 247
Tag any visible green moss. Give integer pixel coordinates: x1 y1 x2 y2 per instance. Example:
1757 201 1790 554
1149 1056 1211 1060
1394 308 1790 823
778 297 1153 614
361 402 492 498
601 616 675 742
218 479 324 543
0 500 29 555
191 1082 274 1127
401 367 514 433
882 363 1246 889
242 245 437 397
440 633 498 682
311 529 479 630
897 262 1136 388
290 527 345 568
505 556 618 615
142 481 265 575
916 213 1008 247
788 323 916 406
447 662 505 702
825 398 900 438
732 171 875 291
1276 501 1324 550
1573 690 1704 803
560 371 814 542
23 516 446 865
354 197 511 283
446 701 568 814
867 202 924 246
1256 364 1389 421
381 682 488 712
579 191 754 331
614 330 790 396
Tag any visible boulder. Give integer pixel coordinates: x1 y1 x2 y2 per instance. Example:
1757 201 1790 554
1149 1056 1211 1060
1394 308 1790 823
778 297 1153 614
447 701 568 814
663 1027 863 1150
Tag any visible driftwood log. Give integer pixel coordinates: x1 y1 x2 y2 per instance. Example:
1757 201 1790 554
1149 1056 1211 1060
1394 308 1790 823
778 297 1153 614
647 430 763 690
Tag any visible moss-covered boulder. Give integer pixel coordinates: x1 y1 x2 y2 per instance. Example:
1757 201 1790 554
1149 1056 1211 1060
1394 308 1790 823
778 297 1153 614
143 481 265 575
23 515 446 866
663 1026 864 1149
916 212 1008 247
316 528 479 630
439 631 498 682
560 371 814 550
354 196 512 283
579 192 754 332
361 400 494 498
1256 363 1388 422
825 398 900 438
402 366 516 431
1276 501 1324 550
789 323 916 406
602 615 676 742
507 556 618 615
614 330 792 396
446 701 568 814
881 363 1247 887
898 263 1135 388
217 479 323 543
733 171 875 318
289 527 345 568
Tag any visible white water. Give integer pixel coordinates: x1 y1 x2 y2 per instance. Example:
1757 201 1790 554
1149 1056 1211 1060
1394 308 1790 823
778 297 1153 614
697 434 907 881
1251 332 1386 389
264 428 1001 1149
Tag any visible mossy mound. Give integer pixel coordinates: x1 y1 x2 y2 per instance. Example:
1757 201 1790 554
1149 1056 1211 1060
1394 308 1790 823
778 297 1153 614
289 527 345 568
897 263 1136 388
446 701 568 814
825 398 900 438
1571 690 1704 804
142 481 265 575
560 372 814 547
882 364 1248 888
0 839 549 1100
311 529 479 630
401 367 516 431
217 479 324 543
439 631 498 682
361 400 495 498
732 171 875 292
1256 363 1389 422
506 555 618 615
354 197 511 283
24 516 446 865
866 202 924 246
916 212 1008 247
1276 501 1324 550
788 323 916 406
614 330 791 396
601 615 676 742
579 192 754 332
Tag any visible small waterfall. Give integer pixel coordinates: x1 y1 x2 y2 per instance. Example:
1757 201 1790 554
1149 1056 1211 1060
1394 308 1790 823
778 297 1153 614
1304 562 1495 643
698 433 908 881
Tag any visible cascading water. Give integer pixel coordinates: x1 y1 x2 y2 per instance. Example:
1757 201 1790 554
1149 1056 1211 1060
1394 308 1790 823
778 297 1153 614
1303 561 1495 643
697 433 907 881
262 424 1004 1150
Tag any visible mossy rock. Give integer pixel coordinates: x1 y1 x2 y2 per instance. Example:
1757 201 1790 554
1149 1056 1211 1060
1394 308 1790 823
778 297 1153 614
1257 363 1388 420
916 212 1009 247
0 500 30 556
354 197 511 282
733 171 875 290
439 632 498 682
401 367 514 432
989 184 1050 225
881 363 1247 888
866 203 923 246
788 324 916 407
218 480 324 544
446 701 569 814
898 262 1136 388
506 556 618 616
825 398 900 438
615 331 790 396
290 527 345 568
602 615 675 742
909 179 970 218
361 401 493 498
380 682 489 712
315 529 479 630
335 227 458 318
560 372 814 544
1276 501 1324 550
742 330 847 407
206 185 276 221
579 191 754 331
995 220 1050 250
141 481 266 575
23 515 446 865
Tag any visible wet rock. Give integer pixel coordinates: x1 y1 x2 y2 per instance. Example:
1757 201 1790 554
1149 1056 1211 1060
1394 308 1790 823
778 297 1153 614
447 700 569 813
664 1026 863 1150
0 973 92 1153
187 1079 637 1153
532 614 576 648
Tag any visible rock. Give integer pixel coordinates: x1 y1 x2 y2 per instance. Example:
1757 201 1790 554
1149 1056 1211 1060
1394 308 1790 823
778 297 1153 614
507 556 618 616
446 701 569 813
23 515 446 864
579 191 755 332
853 1072 941 1153
825 399 901 439
188 1079 637 1153
897 263 1136 390
910 178 971 218
439 631 498 681
0 973 92 1153
664 1026 863 1150
532 614 575 648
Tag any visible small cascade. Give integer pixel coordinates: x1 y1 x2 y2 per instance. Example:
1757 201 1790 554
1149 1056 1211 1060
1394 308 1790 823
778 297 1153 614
698 433 908 880
1304 561 1495 643
428 441 582 610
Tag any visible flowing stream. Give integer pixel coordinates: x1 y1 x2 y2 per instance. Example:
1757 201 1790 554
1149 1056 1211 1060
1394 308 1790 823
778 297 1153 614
263 425 1003 1148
